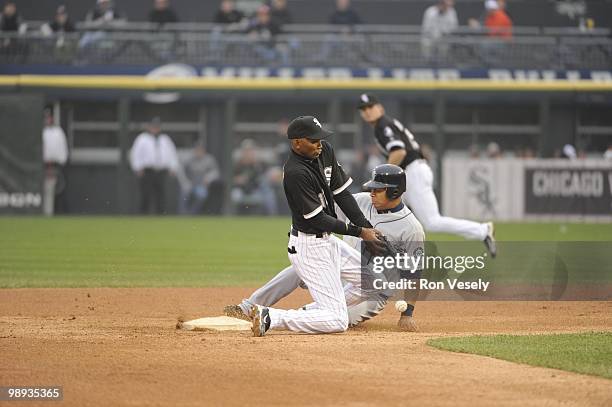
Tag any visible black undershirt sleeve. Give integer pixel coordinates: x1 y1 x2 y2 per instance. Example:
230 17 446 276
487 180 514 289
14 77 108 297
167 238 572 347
306 212 362 237
334 189 373 229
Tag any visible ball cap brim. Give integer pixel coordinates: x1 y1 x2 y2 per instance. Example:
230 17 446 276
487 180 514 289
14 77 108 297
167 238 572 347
287 116 333 140
363 180 395 190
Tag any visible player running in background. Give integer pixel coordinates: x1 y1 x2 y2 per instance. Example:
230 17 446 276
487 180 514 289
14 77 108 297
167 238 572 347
357 93 496 257
227 164 425 331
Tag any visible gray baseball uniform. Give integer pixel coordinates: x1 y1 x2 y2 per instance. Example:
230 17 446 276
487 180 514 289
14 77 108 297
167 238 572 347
239 192 425 326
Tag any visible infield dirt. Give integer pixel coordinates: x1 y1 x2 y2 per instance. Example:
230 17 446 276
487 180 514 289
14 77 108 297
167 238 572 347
1 288 610 406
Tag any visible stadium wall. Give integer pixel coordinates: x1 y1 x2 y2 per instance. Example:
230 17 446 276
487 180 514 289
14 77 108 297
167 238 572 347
0 76 611 216
0 94 44 214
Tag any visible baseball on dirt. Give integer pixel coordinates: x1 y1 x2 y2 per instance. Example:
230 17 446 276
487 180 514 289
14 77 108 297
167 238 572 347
395 301 408 312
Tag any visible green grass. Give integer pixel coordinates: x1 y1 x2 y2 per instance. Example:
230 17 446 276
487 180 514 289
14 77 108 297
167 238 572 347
428 332 612 379
0 218 611 287
430 223 612 241
0 217 290 287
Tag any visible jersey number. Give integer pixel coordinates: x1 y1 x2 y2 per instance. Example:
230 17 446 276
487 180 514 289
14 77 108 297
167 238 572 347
393 119 420 150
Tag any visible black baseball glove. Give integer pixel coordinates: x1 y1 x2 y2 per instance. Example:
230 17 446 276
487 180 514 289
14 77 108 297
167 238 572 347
363 231 394 257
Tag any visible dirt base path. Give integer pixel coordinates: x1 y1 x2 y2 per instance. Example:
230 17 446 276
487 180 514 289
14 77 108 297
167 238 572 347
1 288 610 406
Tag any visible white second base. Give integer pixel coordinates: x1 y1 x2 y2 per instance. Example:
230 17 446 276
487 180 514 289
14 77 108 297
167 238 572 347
179 316 251 331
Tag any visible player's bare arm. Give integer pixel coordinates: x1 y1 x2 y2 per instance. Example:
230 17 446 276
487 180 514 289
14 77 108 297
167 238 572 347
387 148 407 166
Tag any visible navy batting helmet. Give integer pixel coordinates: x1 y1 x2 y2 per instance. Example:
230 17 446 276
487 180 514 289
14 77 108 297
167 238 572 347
363 164 406 199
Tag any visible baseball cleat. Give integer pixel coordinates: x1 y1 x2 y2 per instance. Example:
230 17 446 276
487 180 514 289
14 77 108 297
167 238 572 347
483 222 497 258
250 305 271 337
223 304 251 321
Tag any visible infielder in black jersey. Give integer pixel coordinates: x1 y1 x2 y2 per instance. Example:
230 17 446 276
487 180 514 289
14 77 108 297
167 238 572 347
227 164 425 332
250 115 384 336
358 93 496 257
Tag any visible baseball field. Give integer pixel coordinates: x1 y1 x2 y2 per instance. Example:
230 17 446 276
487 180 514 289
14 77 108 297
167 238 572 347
1 217 611 406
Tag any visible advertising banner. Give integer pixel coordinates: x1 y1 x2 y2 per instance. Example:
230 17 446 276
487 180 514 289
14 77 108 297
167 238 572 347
525 162 612 215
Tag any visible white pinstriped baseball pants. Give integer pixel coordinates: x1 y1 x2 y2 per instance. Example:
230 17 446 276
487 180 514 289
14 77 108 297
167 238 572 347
267 233 363 334
404 160 488 240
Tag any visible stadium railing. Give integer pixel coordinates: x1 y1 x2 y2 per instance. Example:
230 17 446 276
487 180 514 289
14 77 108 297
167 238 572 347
12 21 612 36
1 23 610 70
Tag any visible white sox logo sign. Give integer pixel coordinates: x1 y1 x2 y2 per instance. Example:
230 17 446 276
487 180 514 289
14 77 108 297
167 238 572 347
313 118 322 128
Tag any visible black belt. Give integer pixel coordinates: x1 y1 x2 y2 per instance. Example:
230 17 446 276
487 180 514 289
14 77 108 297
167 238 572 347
290 227 325 238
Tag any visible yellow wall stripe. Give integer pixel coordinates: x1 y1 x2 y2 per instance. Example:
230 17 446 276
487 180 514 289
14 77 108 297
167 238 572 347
0 75 611 91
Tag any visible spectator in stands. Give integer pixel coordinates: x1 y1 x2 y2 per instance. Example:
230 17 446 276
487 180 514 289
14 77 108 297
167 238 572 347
486 142 502 159
273 118 290 164
130 117 179 215
468 0 512 67
421 0 458 62
85 0 125 25
329 0 362 26
79 0 126 50
523 146 535 159
246 4 289 65
1 1 26 51
210 0 247 61
267 118 291 214
269 0 292 27
178 142 223 215
485 0 512 39
40 6 75 56
316 0 365 64
349 144 384 187
42 5 75 34
514 145 535 159
232 139 278 215
0 1 24 32
214 0 244 25
604 144 612 160
246 5 281 38
149 0 179 25
42 108 69 216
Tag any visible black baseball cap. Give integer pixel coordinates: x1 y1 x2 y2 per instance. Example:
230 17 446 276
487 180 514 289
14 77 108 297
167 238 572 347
287 116 333 140
357 93 380 109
